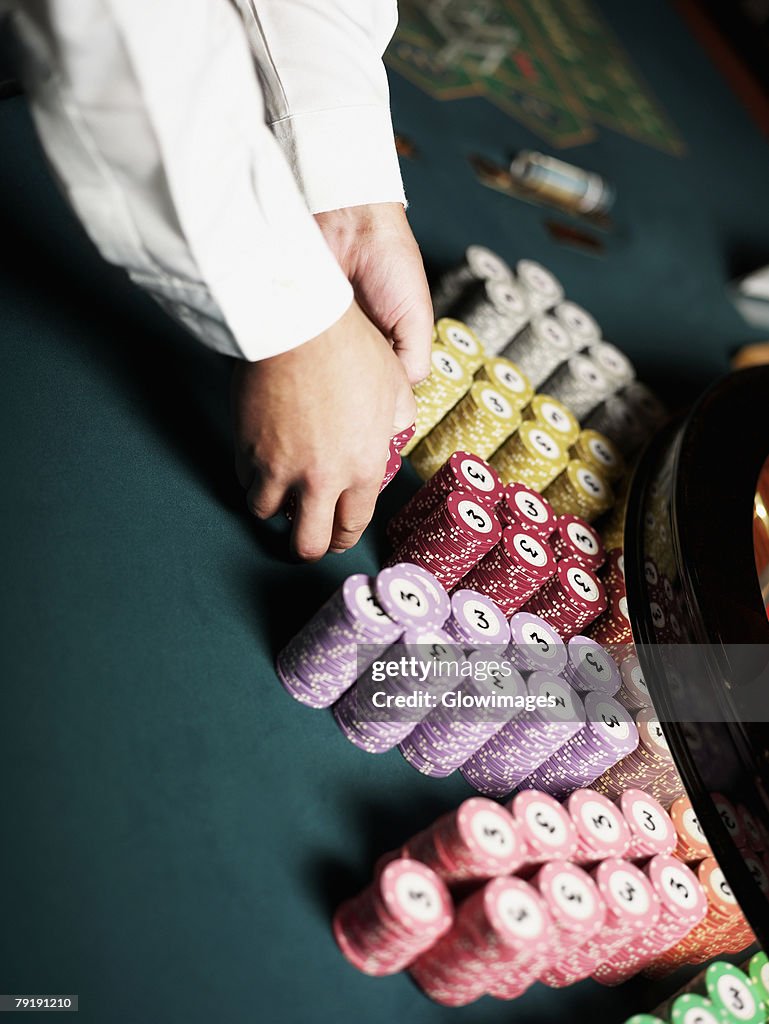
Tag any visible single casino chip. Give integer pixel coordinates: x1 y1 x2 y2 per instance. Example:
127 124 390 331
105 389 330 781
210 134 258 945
522 557 608 640
475 357 534 409
333 857 453 976
553 300 602 347
524 394 581 447
276 573 402 708
501 313 575 389
509 791 578 864
443 588 511 651
544 460 614 522
508 611 567 675
399 564 451 627
549 514 606 570
410 382 522 479
516 259 565 312
491 421 570 491
567 789 631 863
496 481 557 539
705 962 764 1024
619 789 677 860
403 343 473 456
564 635 620 695
460 526 557 617
571 428 626 482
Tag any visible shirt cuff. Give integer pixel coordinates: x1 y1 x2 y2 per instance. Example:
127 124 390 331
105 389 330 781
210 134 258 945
270 104 406 215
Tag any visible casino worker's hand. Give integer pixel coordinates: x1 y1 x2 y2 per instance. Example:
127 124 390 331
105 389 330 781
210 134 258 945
7 0 431 558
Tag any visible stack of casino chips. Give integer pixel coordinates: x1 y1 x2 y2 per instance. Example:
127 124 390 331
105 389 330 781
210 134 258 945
519 691 639 798
544 460 613 522
645 859 755 976
402 798 525 883
618 789 677 861
669 794 712 863
553 300 602 347
549 515 606 571
474 357 534 410
441 588 511 652
410 382 521 479
541 857 660 987
594 854 707 985
489 860 605 1001
459 526 557 615
386 490 502 589
567 789 631 865
507 611 568 676
501 314 576 388
460 672 586 798
563 635 621 696
449 277 531 353
542 352 613 419
408 875 553 1006
398 652 527 777
403 343 472 455
571 428 626 483
591 707 683 806
523 393 581 448
585 381 666 457
276 573 402 708
748 952 769 1012
588 545 632 648
496 481 557 538
332 626 463 754
387 451 502 550
617 651 652 710
333 858 453 976
433 317 486 372
649 962 766 1024
491 421 569 490
374 564 451 635
508 791 578 864
523 557 608 638
431 245 514 318
588 341 636 391
516 258 565 312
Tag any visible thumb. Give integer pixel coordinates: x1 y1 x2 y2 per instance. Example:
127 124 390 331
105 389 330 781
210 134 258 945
392 364 417 435
390 301 434 386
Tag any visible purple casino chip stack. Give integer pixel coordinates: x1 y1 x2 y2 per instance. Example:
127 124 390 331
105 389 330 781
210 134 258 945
276 574 403 708
518 692 639 798
375 565 450 631
563 636 621 696
332 627 464 753
507 611 567 676
460 672 586 798
442 589 511 653
399 651 527 777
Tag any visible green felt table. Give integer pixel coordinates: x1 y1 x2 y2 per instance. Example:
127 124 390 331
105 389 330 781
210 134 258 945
1 2 767 1022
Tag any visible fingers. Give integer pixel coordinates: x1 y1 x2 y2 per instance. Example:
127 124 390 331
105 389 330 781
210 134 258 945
245 472 288 521
291 484 339 562
329 479 381 554
390 295 434 386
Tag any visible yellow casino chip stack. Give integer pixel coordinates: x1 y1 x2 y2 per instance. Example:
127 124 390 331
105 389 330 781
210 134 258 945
474 357 534 411
543 459 613 522
570 429 626 483
401 346 472 457
523 394 580 448
433 318 486 373
490 421 568 490
409 382 521 480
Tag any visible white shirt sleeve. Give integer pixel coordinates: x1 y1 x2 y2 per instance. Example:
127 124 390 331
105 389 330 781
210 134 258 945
9 0 355 360
235 0 405 214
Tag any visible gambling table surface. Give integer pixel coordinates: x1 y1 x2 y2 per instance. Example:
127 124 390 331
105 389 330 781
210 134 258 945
2 2 769 1022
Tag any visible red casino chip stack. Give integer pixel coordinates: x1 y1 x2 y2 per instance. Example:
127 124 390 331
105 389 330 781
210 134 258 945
460 527 557 615
590 708 684 806
408 876 553 1006
386 451 502 549
508 791 579 866
618 789 677 861
587 544 631 649
333 858 453 976
594 854 707 985
403 798 525 884
386 490 502 589
567 790 632 865
541 858 660 987
669 795 712 863
488 860 606 1000
522 557 607 639
549 514 606 572
496 481 557 539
